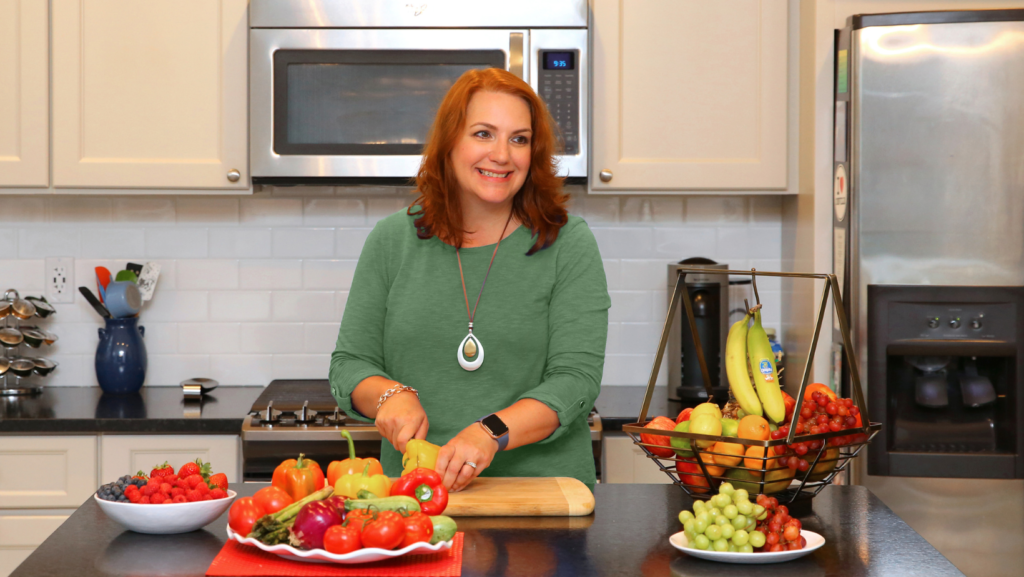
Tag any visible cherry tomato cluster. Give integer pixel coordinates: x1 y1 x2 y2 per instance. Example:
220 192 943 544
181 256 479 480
325 508 434 554
753 495 805 553
768 393 870 473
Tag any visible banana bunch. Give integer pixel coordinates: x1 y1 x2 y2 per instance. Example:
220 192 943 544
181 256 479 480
724 306 786 423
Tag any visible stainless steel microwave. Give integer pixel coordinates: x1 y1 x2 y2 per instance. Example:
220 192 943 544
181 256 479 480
250 0 588 184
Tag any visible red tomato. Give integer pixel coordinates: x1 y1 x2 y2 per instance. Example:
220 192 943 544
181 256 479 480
228 497 266 536
345 509 376 533
361 511 405 550
252 486 294 515
400 512 434 548
675 407 694 424
640 416 678 458
323 524 362 555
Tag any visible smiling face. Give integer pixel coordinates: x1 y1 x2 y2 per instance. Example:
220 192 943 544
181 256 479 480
450 90 533 212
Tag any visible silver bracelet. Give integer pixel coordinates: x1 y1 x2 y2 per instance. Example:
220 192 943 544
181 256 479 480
376 385 419 410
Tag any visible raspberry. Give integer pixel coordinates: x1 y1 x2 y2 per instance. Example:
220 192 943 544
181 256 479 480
141 484 157 497
175 478 190 490
172 495 188 503
202 495 213 501
196 482 210 495
124 484 139 495
171 487 185 498
209 488 227 500
160 483 173 495
137 495 150 504
186 474 204 489
186 489 203 502
127 492 141 503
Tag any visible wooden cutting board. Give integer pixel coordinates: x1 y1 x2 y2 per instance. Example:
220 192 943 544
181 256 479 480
444 477 594 517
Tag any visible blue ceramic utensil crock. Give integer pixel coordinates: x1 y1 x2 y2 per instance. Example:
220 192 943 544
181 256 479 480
96 317 147 394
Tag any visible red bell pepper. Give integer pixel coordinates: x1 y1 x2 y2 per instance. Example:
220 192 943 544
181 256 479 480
390 467 449 515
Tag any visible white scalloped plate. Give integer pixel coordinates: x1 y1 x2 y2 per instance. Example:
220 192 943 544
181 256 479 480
226 525 454 564
670 529 825 564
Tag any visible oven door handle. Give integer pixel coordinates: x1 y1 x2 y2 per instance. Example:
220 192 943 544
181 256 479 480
509 32 524 80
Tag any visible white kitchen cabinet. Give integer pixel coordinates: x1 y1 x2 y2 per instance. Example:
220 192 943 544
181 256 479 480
0 436 97 509
0 0 49 187
590 0 790 192
99 435 240 485
51 0 249 190
0 512 71 577
602 432 674 484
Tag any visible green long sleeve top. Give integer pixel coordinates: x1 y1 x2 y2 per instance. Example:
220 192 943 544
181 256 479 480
330 209 610 490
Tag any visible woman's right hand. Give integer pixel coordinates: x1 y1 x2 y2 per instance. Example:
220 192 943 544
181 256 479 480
374 389 429 454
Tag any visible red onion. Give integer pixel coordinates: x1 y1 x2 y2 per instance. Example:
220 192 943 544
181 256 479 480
289 500 342 550
324 495 349 520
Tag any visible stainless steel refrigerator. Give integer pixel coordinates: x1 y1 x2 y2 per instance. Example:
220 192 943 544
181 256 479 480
834 10 1024 577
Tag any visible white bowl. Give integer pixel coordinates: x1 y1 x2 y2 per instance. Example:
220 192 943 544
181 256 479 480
95 490 236 534
670 529 825 564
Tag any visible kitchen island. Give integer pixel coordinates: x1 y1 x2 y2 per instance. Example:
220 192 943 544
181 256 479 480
11 483 963 577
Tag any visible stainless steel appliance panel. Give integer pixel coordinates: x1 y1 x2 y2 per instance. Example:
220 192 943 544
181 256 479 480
251 0 587 29
530 28 588 177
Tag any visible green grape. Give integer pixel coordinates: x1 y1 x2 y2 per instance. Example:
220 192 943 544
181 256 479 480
715 493 732 508
739 544 754 554
705 524 722 541
731 514 748 530
693 500 706 514
679 510 695 524
733 488 749 502
693 518 708 534
728 543 738 552
723 504 738 519
731 529 749 546
693 535 711 550
715 515 729 527
708 507 721 518
713 538 730 552
719 482 735 496
684 519 696 534
696 511 711 525
749 530 766 548
720 524 735 540
685 528 697 542
736 500 754 516
745 519 757 532
752 504 766 519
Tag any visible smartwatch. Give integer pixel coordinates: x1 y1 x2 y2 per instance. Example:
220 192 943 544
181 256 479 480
478 413 510 451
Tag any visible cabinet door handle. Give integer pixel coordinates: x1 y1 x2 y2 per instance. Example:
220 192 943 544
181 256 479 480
599 169 613 183
509 33 524 80
227 169 241 182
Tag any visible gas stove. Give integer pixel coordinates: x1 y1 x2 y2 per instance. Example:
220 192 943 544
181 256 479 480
240 379 603 481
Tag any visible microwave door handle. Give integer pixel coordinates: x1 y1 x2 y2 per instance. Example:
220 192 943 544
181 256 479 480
509 32 524 80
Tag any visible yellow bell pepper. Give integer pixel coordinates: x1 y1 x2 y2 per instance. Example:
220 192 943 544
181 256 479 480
334 463 392 499
401 439 440 476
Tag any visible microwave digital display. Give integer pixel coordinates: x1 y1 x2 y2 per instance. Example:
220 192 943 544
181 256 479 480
543 51 575 70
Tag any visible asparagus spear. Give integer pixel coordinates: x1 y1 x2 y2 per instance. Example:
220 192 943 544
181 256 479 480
248 486 334 544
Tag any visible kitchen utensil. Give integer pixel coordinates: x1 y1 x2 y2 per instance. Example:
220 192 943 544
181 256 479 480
0 301 10 319
114 269 138 283
96 316 147 394
9 359 35 378
80 286 112 319
96 267 112 303
11 297 36 320
126 262 144 276
104 281 142 318
25 296 55 318
0 358 9 375
225 523 454 564
443 476 594 516
21 328 46 348
41 330 58 345
94 491 236 535
33 357 58 376
181 378 218 399
137 262 161 301
670 530 825 564
0 327 24 348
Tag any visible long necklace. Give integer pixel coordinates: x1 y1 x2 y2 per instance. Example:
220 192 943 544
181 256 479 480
455 212 514 371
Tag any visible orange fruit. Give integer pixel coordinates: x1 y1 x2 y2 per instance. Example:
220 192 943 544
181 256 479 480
743 445 781 471
711 441 745 467
697 452 725 477
738 415 770 441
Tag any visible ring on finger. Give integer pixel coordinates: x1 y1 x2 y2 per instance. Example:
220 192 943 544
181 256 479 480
465 461 478 469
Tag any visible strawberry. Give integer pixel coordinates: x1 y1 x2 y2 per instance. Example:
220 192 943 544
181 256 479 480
208 473 228 491
185 474 205 489
186 489 203 502
209 488 227 500
150 462 174 478
177 459 203 478
132 470 149 482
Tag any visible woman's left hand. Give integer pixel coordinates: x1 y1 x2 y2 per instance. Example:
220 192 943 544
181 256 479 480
435 423 498 492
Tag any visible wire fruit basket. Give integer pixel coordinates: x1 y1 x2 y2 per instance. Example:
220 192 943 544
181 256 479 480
621 268 881 506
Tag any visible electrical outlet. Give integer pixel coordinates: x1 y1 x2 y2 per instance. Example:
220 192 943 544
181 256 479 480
45 257 74 304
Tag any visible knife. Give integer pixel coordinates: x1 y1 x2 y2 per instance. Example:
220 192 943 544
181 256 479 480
78 286 111 319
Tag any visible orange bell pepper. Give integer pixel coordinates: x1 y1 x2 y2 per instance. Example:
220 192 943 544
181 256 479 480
271 453 325 501
327 430 384 487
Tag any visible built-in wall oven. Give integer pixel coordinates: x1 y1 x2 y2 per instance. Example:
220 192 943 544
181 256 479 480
250 0 588 184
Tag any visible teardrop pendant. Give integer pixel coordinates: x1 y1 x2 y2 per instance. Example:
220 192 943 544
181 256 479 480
457 332 484 371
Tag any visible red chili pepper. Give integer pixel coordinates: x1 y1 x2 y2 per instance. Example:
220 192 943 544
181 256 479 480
389 467 449 516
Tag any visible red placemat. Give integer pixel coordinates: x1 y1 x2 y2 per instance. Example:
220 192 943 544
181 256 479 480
206 533 463 577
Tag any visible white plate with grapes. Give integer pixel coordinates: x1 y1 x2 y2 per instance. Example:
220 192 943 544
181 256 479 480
671 530 825 564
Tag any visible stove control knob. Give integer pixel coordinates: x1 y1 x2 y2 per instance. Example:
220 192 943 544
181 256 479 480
971 318 983 330
927 317 940 329
295 400 318 424
949 318 961 329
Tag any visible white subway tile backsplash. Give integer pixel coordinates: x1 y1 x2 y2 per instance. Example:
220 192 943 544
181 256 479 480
620 260 670 291
305 323 341 353
45 355 96 386
335 228 372 259
652 227 717 259
113 198 176 224
209 228 273 258
715 227 749 259
272 354 331 380
650 197 686 224
0 197 45 223
686 197 747 223
303 260 357 290
49 197 112 223
239 259 303 290
609 291 653 323
750 196 783 223
273 291 338 322
0 259 45 291
81 229 146 258
209 355 273 385
584 196 620 223
177 260 239 289
601 259 622 291
18 228 78 258
602 354 657 386
304 198 367 227
146 228 208 258
272 229 335 258
139 322 178 354
335 291 349 320
620 198 652 223
240 323 306 354
591 227 653 258
176 197 240 224
241 198 303 226
142 291 209 322
367 197 411 223
747 227 782 258
178 323 240 354
607 322 663 355
146 355 211 386
209 291 272 321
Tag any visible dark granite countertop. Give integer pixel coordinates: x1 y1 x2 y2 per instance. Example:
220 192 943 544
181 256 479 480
11 484 964 577
0 386 265 434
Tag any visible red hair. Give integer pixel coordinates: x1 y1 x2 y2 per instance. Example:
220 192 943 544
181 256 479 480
409 68 568 255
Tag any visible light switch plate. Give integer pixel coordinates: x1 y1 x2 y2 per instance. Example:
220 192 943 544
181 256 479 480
45 257 74 303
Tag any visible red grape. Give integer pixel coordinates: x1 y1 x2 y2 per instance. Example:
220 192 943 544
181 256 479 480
825 402 838 415
769 543 785 552
766 532 780 545
794 443 808 456
800 407 814 419
816 396 829 407
797 459 810 472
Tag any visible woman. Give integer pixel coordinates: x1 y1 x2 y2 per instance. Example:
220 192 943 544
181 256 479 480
329 68 609 492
